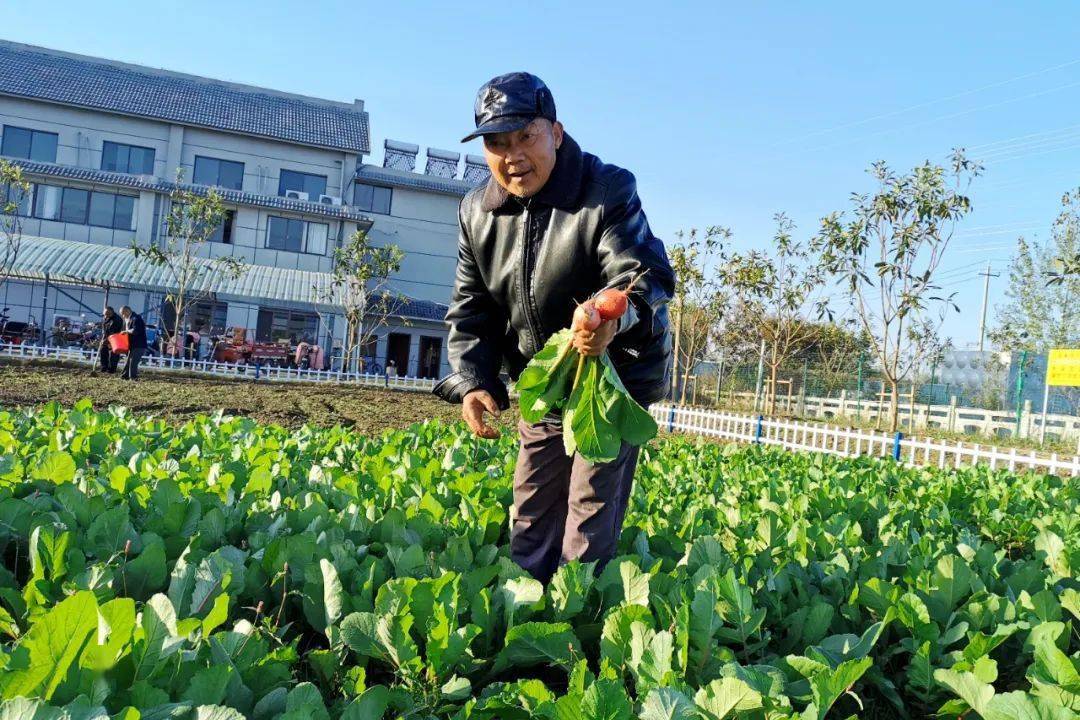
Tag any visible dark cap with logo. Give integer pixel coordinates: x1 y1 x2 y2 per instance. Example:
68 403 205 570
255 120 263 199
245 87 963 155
462 72 557 143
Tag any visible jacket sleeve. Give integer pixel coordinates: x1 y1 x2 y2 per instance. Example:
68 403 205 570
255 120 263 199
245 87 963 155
596 169 676 336
432 199 510 409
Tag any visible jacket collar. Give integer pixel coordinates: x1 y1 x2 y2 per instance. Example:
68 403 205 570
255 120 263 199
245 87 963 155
480 133 585 213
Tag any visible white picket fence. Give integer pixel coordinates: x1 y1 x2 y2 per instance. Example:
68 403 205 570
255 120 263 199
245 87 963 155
650 404 1080 477
0 341 438 392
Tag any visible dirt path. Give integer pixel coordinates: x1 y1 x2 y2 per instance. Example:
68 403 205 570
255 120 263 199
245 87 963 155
0 360 517 435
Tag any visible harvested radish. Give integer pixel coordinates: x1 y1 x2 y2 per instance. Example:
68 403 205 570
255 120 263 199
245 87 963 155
595 287 629 321
573 302 601 331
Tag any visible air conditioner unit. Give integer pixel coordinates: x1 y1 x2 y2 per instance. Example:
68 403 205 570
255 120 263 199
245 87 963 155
319 194 342 206
284 190 310 201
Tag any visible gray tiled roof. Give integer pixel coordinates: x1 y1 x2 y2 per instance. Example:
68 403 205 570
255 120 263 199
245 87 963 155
9 158 375 225
0 40 370 153
391 294 448 322
356 164 481 197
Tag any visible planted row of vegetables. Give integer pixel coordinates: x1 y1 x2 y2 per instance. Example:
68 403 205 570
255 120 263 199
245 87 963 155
0 400 1076 719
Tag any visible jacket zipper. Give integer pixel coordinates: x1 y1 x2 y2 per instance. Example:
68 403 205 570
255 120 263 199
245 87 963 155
520 199 542 355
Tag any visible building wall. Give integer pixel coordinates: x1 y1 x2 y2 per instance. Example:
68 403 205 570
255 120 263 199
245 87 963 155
364 186 459 304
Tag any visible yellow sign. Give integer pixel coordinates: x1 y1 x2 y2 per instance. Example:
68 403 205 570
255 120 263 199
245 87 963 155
1047 348 1080 387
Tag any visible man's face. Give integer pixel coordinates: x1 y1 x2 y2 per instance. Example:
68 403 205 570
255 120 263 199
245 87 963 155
120 309 130 319
482 118 564 198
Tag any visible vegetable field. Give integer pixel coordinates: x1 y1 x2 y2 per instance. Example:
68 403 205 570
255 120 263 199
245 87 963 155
0 401 1077 719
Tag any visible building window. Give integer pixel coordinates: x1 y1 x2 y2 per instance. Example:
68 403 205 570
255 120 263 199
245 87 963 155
101 141 155 175
1 125 58 162
88 191 137 230
59 188 89 224
33 185 62 220
193 156 244 190
266 216 329 254
188 300 228 333
256 307 319 343
31 183 135 230
278 170 327 201
353 183 392 214
208 211 235 244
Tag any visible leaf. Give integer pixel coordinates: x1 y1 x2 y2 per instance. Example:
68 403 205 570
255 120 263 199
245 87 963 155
693 677 763 719
320 559 344 630
131 594 180 682
0 590 98 700
634 630 675 693
809 658 873 717
638 688 696 720
601 604 654 673
550 561 597 621
494 621 581 673
984 691 1077 720
581 678 633 720
934 668 995 717
441 676 472 701
124 534 168 599
567 359 623 464
183 666 233 706
0 697 65 719
341 612 384 661
193 707 246 720
32 451 75 483
341 685 390 720
81 597 136 671
620 561 651 607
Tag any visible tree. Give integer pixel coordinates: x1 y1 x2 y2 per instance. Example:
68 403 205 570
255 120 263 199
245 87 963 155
795 319 873 396
668 226 730 403
726 213 828 414
322 229 405 374
132 173 245 356
992 191 1080 352
813 151 980 431
0 159 31 299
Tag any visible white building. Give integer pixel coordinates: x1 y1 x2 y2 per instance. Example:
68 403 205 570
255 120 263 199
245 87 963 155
0 39 486 378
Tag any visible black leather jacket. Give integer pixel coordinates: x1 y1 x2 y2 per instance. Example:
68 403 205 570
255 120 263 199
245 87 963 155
433 134 675 409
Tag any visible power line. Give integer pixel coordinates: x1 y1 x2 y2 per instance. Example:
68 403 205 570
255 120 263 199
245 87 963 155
984 138 1080 165
976 131 1080 161
771 57 1080 148
967 122 1080 151
787 78 1080 158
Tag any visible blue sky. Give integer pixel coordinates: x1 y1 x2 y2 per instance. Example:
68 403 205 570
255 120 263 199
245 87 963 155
5 1 1079 346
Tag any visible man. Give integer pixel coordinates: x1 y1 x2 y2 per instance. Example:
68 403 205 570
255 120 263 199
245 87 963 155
119 306 147 380
433 72 675 583
97 306 123 374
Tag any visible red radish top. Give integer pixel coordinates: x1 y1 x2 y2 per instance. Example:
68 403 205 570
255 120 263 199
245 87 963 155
595 288 629 321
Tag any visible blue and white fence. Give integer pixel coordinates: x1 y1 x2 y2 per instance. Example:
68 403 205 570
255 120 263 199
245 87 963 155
0 341 438 392
650 404 1080 477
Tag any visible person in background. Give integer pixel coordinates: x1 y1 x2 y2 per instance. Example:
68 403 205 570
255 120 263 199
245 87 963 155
97 306 122 374
385 359 397 379
119 306 147 380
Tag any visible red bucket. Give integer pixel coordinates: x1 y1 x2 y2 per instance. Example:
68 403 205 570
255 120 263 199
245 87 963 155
107 333 129 354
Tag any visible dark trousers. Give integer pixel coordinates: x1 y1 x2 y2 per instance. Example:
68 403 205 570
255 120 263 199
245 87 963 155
121 348 145 380
98 344 119 373
511 420 639 584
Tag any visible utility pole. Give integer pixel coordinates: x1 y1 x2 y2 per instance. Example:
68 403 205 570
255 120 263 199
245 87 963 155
977 262 1000 352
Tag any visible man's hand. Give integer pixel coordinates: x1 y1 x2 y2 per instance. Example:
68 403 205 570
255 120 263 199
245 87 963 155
463 389 501 439
572 300 616 357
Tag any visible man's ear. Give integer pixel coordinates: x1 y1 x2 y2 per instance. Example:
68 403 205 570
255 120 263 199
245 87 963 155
552 120 564 149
